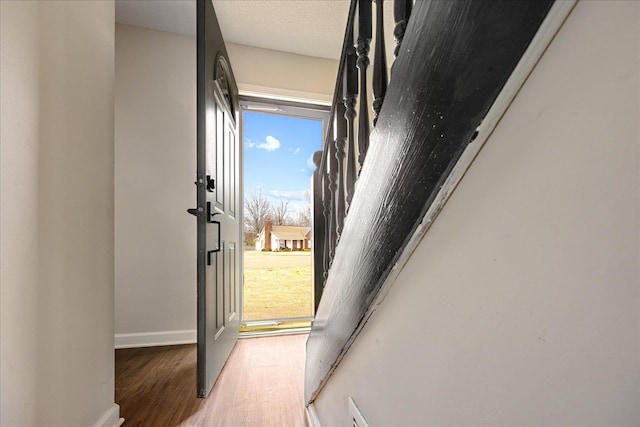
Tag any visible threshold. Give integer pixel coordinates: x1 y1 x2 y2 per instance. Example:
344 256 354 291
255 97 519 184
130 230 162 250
240 319 311 338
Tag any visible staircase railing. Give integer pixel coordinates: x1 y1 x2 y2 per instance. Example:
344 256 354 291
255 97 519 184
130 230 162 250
312 0 413 311
307 0 560 407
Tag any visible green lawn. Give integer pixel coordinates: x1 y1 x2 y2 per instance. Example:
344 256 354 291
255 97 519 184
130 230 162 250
243 251 313 321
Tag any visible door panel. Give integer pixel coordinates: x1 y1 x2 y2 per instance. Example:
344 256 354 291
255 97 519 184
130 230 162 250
215 106 225 211
228 129 236 217
228 242 237 322
196 0 240 399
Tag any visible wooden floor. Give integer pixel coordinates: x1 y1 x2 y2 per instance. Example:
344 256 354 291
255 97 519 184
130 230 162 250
115 334 308 427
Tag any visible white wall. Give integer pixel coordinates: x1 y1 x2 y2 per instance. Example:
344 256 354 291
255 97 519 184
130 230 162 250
1 2 40 424
313 1 640 425
114 24 198 347
114 26 337 347
1 1 118 426
226 43 337 104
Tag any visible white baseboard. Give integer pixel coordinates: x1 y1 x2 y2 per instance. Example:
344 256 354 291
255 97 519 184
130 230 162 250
114 329 196 349
93 404 123 427
306 403 321 427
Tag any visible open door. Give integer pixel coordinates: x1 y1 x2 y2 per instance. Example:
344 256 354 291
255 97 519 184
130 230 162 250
195 0 241 398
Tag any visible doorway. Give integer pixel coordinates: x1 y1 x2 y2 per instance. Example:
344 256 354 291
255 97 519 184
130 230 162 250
239 97 329 332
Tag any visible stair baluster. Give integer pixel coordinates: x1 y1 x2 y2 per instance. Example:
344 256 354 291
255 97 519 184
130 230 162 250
372 0 388 125
344 27 358 210
334 102 347 240
321 151 332 282
393 0 412 58
356 0 372 170
327 132 338 267
312 150 326 307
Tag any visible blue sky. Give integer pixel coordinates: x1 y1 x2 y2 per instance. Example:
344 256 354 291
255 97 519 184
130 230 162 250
243 111 322 217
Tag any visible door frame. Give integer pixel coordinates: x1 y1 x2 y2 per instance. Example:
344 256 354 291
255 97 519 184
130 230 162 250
238 95 330 327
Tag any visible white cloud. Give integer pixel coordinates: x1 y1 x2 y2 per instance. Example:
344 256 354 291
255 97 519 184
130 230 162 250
257 135 280 151
268 189 307 201
245 138 256 148
294 147 301 154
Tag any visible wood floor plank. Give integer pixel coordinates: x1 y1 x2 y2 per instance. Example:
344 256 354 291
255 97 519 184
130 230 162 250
115 334 308 427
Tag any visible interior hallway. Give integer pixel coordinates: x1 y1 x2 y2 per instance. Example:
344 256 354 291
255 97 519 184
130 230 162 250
115 334 308 427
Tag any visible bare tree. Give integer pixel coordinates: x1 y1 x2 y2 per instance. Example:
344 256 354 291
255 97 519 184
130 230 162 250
271 198 290 225
294 190 312 227
294 208 311 227
244 187 272 244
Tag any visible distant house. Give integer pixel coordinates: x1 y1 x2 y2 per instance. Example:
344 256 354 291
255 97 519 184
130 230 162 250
255 220 311 251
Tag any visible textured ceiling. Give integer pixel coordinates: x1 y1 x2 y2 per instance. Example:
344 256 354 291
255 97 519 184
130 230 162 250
214 1 351 60
115 0 351 60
